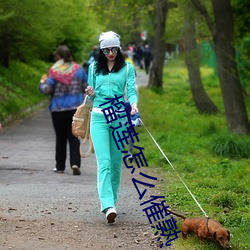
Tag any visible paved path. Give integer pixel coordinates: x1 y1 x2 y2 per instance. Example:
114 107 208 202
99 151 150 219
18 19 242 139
135 69 149 88
0 71 177 249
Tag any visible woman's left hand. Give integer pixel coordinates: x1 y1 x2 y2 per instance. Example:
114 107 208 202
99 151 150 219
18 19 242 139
131 103 138 116
85 86 96 97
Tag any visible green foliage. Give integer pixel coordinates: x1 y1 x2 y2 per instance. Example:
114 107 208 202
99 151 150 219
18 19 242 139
0 60 49 122
0 0 100 66
137 58 250 249
92 0 156 46
236 37 250 95
210 134 250 159
232 0 250 39
165 2 184 44
210 192 238 209
165 0 212 44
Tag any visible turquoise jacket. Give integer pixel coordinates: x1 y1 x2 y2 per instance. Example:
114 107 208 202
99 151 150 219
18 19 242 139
87 62 138 109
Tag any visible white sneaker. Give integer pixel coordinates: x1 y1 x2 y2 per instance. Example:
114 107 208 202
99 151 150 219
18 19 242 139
53 168 64 173
105 207 117 223
127 153 133 160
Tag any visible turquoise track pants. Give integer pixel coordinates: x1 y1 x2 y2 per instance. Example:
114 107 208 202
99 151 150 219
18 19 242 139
90 111 126 212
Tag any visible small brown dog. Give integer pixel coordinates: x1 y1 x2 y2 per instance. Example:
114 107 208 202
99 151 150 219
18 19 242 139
166 208 231 249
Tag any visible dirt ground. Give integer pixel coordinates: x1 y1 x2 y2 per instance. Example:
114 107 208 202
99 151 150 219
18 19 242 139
0 214 160 250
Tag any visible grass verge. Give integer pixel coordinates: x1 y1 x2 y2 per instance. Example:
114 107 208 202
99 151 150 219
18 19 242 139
0 60 50 125
136 58 250 250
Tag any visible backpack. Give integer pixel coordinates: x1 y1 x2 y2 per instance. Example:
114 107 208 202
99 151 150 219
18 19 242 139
72 95 93 158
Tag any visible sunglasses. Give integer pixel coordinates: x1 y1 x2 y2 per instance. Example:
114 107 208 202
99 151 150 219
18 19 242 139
102 47 119 55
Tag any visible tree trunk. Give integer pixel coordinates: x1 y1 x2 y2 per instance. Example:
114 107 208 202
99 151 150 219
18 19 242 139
191 0 250 134
184 4 218 114
147 0 168 89
212 0 250 134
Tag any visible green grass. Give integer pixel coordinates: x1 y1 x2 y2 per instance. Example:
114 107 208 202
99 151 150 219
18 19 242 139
0 60 50 123
136 58 250 250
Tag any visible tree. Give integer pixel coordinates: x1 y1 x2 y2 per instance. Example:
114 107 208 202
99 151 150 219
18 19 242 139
91 0 155 48
0 0 98 66
232 0 250 40
191 0 250 134
232 0 250 96
148 0 177 89
0 0 58 66
184 1 218 114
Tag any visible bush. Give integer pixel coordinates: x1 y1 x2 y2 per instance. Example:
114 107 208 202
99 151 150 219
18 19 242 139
210 192 237 209
210 135 250 159
0 60 49 123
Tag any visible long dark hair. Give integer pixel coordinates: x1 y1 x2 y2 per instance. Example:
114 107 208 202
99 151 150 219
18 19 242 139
95 48 126 75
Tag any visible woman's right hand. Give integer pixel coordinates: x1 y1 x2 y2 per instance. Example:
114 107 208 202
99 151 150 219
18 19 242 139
85 86 95 97
40 74 47 83
131 103 138 116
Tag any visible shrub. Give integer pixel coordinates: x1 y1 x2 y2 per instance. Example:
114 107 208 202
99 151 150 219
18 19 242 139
210 135 250 158
210 192 237 209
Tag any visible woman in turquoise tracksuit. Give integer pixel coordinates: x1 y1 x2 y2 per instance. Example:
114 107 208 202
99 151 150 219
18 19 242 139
86 31 138 223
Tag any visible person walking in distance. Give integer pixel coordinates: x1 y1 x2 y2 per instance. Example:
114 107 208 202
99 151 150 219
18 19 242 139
85 31 138 223
143 44 152 74
39 45 88 175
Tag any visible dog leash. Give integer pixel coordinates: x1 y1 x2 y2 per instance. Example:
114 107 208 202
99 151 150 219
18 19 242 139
139 118 209 218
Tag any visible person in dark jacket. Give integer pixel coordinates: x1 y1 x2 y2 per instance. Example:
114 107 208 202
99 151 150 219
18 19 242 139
143 44 152 74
